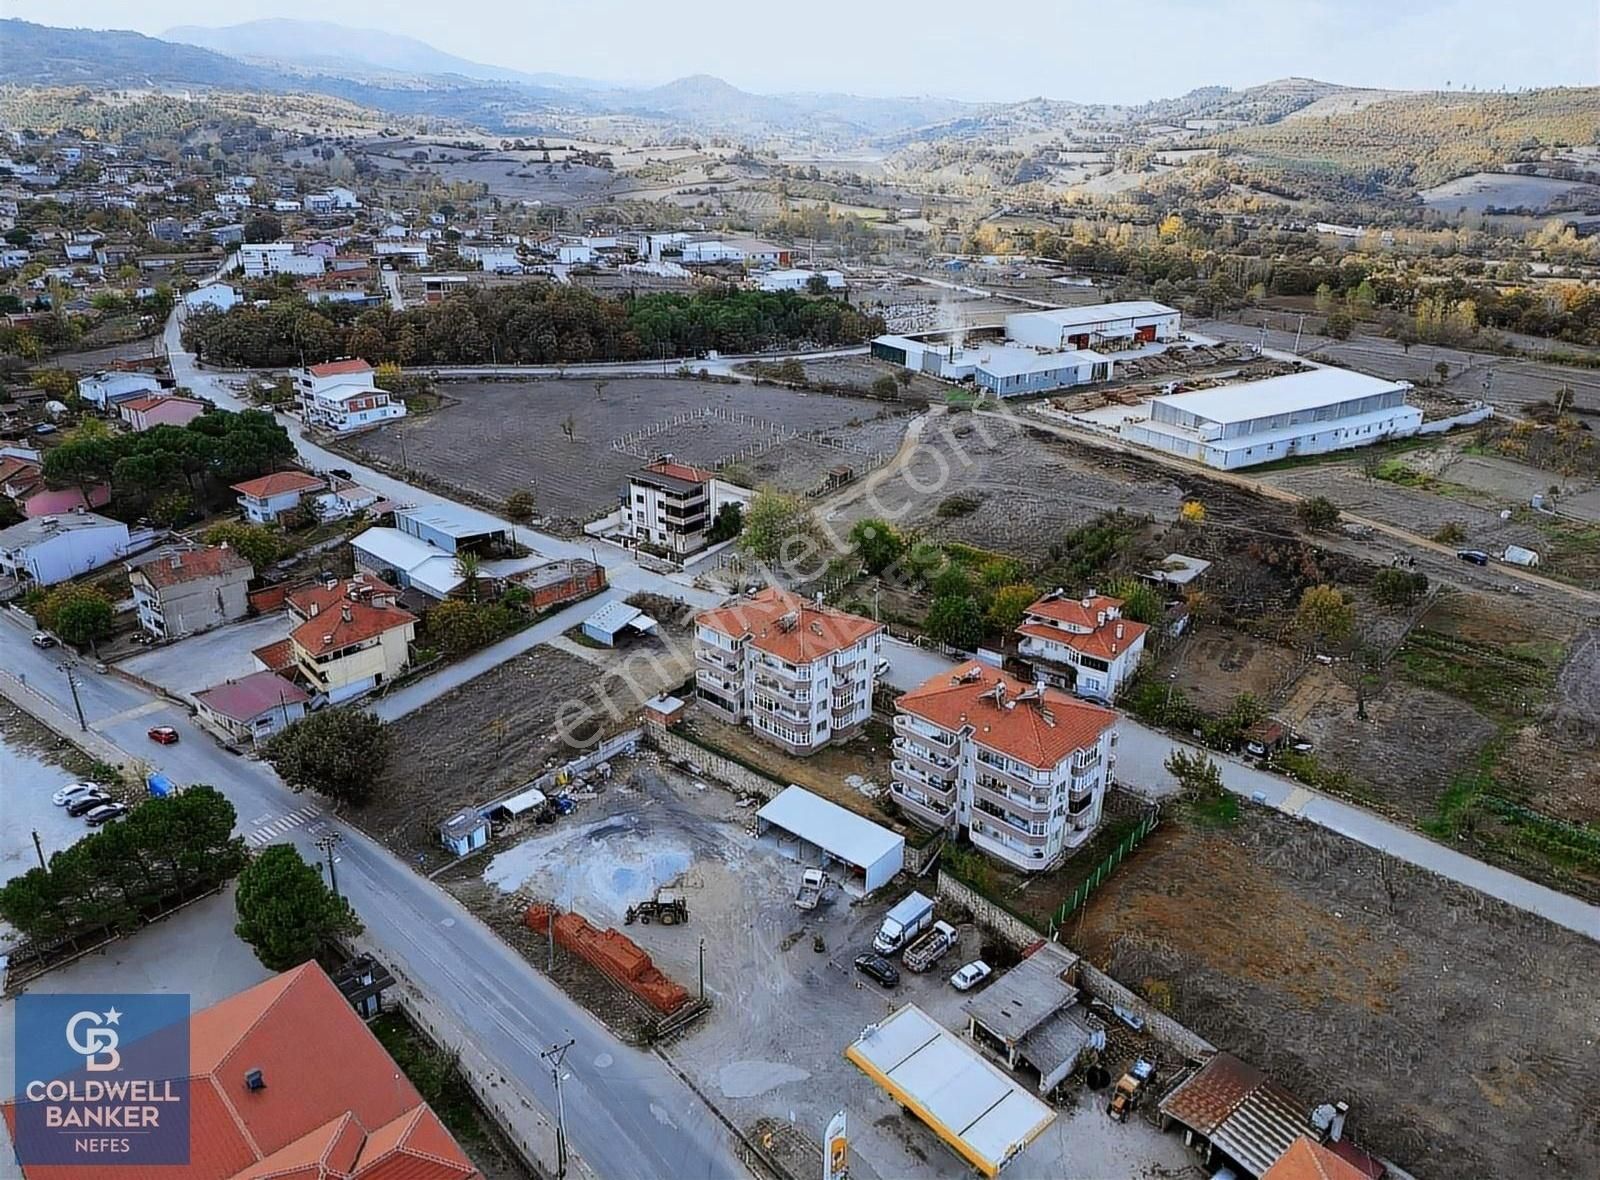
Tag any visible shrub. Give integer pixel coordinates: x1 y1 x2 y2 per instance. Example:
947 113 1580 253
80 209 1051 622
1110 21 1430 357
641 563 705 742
935 493 981 518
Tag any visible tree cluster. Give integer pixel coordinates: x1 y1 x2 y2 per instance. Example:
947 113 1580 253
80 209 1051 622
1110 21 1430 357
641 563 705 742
0 787 247 943
182 285 885 369
264 709 389 807
42 409 295 519
234 844 362 971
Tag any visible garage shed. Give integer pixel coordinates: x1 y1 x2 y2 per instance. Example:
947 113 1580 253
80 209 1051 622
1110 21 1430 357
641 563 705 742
755 785 903 893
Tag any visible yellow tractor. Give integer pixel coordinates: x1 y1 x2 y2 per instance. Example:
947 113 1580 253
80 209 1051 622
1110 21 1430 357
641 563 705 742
1107 1058 1156 1123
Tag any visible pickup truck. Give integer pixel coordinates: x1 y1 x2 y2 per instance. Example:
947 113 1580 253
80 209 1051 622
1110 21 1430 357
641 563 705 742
902 920 959 973
794 868 827 911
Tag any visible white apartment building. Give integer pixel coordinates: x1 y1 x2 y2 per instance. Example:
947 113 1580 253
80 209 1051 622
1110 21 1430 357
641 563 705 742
1016 590 1148 702
623 459 751 557
694 588 883 756
240 242 325 278
292 359 406 433
891 662 1119 872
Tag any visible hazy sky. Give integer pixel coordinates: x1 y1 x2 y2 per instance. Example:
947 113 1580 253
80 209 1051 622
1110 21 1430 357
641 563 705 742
8 0 1597 102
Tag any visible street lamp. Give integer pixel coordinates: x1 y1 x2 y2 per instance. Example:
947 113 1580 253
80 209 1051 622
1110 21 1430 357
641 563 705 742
315 831 344 898
540 1038 576 1179
57 662 86 731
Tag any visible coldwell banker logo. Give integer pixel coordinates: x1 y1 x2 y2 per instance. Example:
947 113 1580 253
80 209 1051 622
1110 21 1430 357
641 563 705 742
14 993 190 1165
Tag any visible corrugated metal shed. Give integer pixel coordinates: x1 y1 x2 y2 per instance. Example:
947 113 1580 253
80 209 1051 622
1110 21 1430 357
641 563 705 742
846 1004 1055 1177
1160 1053 1312 1178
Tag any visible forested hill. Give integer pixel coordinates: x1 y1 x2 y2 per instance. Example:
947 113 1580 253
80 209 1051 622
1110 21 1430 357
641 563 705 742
1208 87 1600 194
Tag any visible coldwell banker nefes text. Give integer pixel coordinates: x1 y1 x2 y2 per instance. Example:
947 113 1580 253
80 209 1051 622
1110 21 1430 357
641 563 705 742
14 993 191 1165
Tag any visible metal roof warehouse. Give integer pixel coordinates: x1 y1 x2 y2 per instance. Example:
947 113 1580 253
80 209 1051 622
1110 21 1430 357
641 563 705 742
755 785 903 893
845 1004 1056 1177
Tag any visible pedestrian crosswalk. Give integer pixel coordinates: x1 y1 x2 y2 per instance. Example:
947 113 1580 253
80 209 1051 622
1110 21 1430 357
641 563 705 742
244 804 324 847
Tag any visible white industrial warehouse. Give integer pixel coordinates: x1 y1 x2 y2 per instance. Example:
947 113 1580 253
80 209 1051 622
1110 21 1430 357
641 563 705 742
755 785 903 893
1114 367 1422 469
845 1004 1057 1178
871 301 1181 396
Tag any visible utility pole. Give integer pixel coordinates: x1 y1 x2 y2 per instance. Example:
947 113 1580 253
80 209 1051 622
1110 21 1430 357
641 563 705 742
315 831 344 898
698 936 706 1002
58 663 86 731
1292 314 1305 356
541 1038 576 1179
32 830 46 872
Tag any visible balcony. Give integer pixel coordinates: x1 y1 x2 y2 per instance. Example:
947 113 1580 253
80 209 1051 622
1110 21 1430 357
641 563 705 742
893 736 957 773
755 659 810 686
892 760 956 798
969 817 1049 851
893 714 956 748
753 697 811 726
890 783 955 829
973 777 1051 817
695 647 741 675
754 672 809 700
973 755 1053 793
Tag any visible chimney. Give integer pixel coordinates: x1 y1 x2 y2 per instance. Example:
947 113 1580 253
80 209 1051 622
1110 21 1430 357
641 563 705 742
341 604 352 623
322 633 333 647
244 1069 265 1091
1115 622 1124 640
308 601 319 617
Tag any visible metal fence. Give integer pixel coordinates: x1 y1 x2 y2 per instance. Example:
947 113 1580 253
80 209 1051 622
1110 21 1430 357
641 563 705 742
1046 810 1160 936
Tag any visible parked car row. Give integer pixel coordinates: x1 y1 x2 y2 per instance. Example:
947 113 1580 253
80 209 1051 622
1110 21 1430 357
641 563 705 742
53 781 130 826
853 891 992 993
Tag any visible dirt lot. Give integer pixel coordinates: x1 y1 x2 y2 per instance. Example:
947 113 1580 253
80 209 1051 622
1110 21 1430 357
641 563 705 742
1073 805 1600 1180
347 377 912 523
823 410 1185 555
456 763 1201 1180
1163 629 1303 717
357 639 687 862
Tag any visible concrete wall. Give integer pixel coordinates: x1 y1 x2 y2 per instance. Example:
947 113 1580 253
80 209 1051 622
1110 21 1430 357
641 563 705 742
646 722 788 802
934 869 1043 950
1417 403 1494 435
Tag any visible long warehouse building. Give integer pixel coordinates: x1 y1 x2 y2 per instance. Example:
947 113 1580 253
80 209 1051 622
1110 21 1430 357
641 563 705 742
1122 367 1422 470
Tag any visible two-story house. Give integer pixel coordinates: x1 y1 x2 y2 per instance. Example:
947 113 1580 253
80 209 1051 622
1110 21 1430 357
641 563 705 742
1015 590 1149 702
693 588 882 756
623 460 751 557
293 359 407 434
232 470 328 524
891 662 1119 872
118 392 209 432
286 574 416 704
129 544 252 639
0 511 133 587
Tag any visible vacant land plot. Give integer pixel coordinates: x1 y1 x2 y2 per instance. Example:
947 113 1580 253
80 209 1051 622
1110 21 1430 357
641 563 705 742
1165 628 1302 716
1073 806 1600 1180
825 412 1185 555
360 640 683 861
348 377 912 522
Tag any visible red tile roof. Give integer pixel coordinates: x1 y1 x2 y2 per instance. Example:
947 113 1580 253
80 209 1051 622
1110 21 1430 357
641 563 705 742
1263 1138 1371 1180
232 471 327 499
1022 592 1124 630
291 598 416 655
896 660 1116 769
0 455 43 485
136 545 253 589
252 638 296 673
642 459 717 484
120 393 173 413
195 671 310 722
697 587 879 664
307 359 374 378
287 574 401 621
1016 618 1147 661
2 963 479 1180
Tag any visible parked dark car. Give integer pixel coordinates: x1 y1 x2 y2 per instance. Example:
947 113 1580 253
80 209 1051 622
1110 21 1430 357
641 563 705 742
1457 549 1490 566
854 953 901 988
66 792 112 817
328 468 353 480
84 803 129 827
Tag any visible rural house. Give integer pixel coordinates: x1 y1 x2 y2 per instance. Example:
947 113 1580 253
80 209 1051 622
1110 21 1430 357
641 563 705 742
1016 590 1149 701
194 670 310 746
232 470 327 524
286 574 417 703
129 545 253 639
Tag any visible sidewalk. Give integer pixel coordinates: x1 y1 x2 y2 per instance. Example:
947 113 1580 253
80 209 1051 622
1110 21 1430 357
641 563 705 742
366 935 600 1180
0 669 133 773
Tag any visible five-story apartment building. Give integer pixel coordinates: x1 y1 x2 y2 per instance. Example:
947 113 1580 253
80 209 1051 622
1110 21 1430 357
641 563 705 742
891 662 1119 872
694 588 883 756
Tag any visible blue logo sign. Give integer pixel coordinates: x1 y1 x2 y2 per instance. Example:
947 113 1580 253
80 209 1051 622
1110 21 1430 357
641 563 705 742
13 994 190 1165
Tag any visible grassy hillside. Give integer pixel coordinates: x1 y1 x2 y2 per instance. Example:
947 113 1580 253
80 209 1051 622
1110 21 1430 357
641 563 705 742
1211 87 1600 194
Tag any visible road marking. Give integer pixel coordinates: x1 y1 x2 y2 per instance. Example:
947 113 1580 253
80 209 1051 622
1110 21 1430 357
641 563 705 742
95 700 169 726
244 804 323 847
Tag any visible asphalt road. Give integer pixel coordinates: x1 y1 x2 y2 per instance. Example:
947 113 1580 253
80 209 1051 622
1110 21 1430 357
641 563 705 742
0 617 746 1180
885 643 1600 942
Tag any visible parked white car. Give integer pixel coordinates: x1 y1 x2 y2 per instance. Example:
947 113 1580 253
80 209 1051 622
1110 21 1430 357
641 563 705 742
950 960 992 991
52 781 102 806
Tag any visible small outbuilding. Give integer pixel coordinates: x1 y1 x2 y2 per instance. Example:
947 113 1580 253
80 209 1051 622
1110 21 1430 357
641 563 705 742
643 693 686 728
488 786 547 822
962 941 1103 1095
755 784 904 894
439 809 490 857
846 1003 1056 1178
193 671 309 746
582 600 659 647
1159 1053 1313 1178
